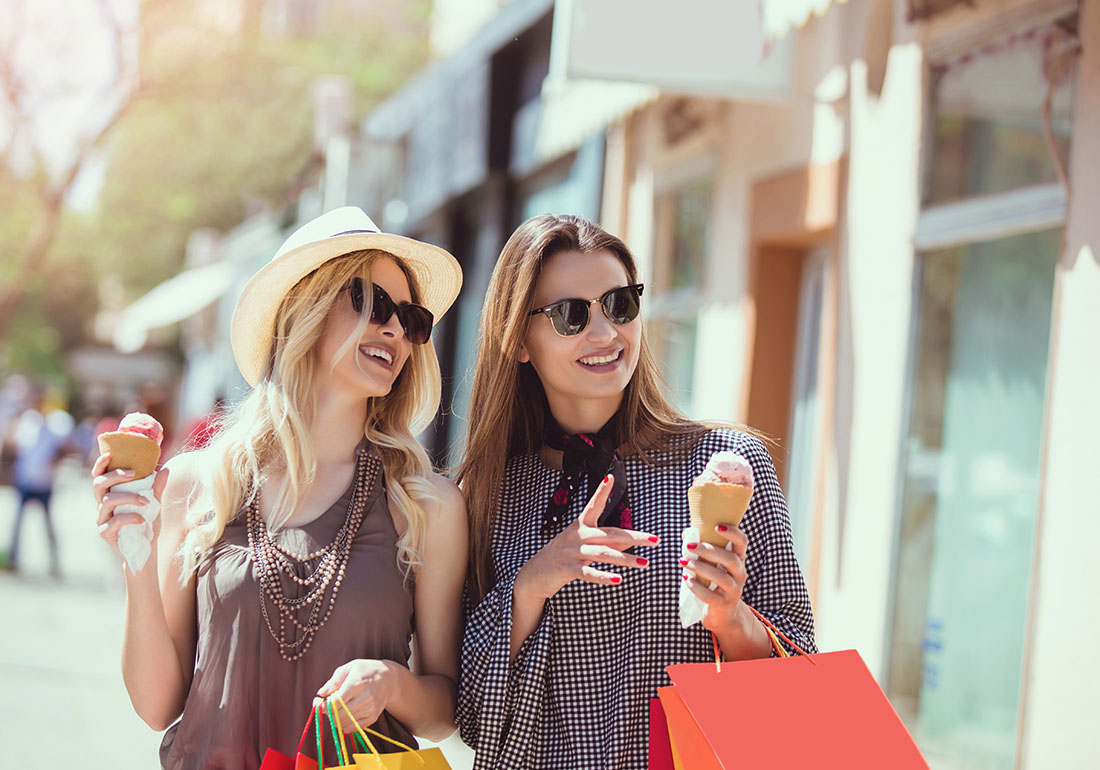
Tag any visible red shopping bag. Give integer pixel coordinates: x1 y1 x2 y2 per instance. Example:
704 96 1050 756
648 698 676 770
260 701 328 770
656 607 929 769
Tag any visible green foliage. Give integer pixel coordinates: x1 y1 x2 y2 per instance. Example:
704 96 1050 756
1 0 431 378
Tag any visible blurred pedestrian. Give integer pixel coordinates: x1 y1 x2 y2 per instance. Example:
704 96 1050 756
455 214 817 769
0 374 34 486
91 207 467 769
7 387 74 575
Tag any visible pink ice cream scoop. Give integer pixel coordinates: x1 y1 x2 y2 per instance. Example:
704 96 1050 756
118 412 164 446
696 451 754 489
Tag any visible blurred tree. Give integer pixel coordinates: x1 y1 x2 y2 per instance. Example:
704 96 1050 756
0 0 431 375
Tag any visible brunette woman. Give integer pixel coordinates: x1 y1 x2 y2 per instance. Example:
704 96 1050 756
455 214 815 769
92 208 467 769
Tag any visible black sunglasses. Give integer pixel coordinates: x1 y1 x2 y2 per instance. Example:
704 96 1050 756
346 277 434 345
528 284 644 337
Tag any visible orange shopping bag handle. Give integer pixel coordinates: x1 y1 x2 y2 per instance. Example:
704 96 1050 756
709 605 816 672
743 604 816 666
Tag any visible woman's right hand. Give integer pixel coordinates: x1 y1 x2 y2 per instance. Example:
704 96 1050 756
513 475 660 602
91 452 169 562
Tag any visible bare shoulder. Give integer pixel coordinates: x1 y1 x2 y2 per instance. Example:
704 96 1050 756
159 451 207 530
424 472 466 525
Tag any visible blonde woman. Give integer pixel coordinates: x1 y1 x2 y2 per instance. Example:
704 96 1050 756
455 214 816 769
92 208 467 769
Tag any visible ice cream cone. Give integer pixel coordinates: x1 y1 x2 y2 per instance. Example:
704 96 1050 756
98 432 161 478
688 482 752 546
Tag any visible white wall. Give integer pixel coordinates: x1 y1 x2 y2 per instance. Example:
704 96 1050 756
1019 0 1100 765
813 37 923 677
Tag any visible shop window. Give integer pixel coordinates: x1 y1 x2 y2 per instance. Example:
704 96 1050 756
926 22 1077 204
649 176 713 413
888 17 1076 769
888 229 1058 768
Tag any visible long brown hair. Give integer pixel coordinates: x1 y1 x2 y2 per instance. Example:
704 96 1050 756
456 214 712 600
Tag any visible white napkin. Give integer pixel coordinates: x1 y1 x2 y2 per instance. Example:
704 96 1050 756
110 474 161 574
678 526 733 628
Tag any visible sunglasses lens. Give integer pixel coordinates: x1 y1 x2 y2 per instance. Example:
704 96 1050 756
399 306 434 345
348 278 365 314
549 300 590 336
370 284 433 345
369 284 396 326
603 286 641 324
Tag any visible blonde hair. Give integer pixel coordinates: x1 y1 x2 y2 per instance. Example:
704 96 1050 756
456 214 718 601
180 249 441 580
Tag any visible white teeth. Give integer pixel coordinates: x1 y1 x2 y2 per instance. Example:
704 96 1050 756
580 352 619 365
362 347 393 364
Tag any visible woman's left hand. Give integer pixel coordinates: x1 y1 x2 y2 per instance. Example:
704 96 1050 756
314 659 399 729
681 526 749 635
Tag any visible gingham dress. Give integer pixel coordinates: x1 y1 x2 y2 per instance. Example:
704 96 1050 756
456 429 817 769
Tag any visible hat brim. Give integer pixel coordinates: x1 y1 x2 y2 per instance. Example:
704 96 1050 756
230 232 462 386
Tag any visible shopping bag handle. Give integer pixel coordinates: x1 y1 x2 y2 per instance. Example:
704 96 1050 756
709 605 816 672
330 695 427 766
744 604 816 666
288 702 328 768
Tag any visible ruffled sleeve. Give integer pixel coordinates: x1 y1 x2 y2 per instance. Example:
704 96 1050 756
456 573 554 767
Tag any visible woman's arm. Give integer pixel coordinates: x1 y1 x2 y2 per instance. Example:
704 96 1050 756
94 452 199 730
319 473 467 741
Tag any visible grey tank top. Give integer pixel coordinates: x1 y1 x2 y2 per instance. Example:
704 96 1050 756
160 453 416 769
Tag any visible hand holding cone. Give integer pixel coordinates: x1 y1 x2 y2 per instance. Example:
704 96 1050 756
97 413 164 573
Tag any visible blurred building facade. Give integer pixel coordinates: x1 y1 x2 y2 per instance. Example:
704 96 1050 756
129 0 1097 766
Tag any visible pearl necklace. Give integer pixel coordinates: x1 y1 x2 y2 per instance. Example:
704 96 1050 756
246 447 380 661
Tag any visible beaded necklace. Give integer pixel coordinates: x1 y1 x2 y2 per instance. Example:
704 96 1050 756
246 447 380 662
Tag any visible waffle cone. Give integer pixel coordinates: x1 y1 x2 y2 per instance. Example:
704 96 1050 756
688 482 753 546
98 432 161 478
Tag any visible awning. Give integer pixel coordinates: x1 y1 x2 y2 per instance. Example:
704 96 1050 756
511 77 657 175
761 0 847 43
556 0 795 101
112 261 238 353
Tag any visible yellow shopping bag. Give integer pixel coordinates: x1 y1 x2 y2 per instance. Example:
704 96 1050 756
327 697 452 770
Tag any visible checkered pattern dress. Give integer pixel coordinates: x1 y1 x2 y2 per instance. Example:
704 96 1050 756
456 429 817 769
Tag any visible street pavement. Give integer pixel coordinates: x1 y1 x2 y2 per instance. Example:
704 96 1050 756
0 459 473 769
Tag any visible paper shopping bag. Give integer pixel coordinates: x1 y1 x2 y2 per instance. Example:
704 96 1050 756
323 697 450 769
657 686 723 770
658 606 929 769
258 702 332 770
648 698 677 770
263 697 452 770
257 701 322 769
665 649 929 768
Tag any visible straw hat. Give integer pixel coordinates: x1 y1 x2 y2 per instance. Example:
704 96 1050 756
230 207 462 386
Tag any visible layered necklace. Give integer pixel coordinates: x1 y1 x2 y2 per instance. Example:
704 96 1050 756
246 447 380 661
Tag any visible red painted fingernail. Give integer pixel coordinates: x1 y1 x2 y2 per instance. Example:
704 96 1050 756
716 524 728 532
678 558 689 566
604 474 612 483
682 573 689 581
637 557 648 566
648 536 659 543
686 542 698 550
611 575 622 584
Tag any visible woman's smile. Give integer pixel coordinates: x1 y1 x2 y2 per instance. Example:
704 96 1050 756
577 348 623 371
359 342 395 370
